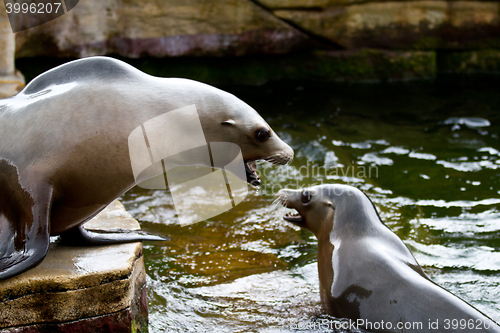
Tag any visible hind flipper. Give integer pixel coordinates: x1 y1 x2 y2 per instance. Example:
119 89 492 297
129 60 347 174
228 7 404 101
59 224 168 246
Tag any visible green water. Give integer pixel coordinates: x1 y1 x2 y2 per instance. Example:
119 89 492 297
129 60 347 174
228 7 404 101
121 77 500 332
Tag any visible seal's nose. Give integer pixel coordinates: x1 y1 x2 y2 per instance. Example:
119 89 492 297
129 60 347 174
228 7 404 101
276 189 295 207
265 141 294 165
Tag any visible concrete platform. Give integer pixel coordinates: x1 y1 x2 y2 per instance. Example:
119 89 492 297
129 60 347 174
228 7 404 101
0 201 149 333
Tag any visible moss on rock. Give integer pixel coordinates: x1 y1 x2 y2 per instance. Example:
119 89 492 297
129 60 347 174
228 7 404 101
115 50 436 85
438 50 500 74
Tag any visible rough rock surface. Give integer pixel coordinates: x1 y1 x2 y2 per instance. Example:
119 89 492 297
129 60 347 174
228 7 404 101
0 9 24 97
13 0 500 59
271 1 500 50
438 49 500 74
15 0 310 58
7 0 500 82
0 200 150 333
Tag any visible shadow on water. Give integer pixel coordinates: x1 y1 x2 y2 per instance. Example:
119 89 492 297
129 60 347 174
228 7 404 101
120 77 500 332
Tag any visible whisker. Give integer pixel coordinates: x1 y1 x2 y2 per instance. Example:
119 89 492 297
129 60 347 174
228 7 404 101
269 195 290 220
276 203 288 218
264 152 294 166
270 197 282 207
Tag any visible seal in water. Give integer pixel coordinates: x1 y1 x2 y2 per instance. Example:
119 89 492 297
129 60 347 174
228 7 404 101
278 184 500 333
0 56 293 280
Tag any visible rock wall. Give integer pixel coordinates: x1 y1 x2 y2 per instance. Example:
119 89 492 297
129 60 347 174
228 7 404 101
13 0 500 59
0 9 24 97
266 0 500 50
6 0 500 83
14 0 310 58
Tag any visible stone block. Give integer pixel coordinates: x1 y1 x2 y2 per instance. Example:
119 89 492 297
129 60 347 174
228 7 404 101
273 1 500 50
14 0 309 58
0 6 23 98
0 200 149 333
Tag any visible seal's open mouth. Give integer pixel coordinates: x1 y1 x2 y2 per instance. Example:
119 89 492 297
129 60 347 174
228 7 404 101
245 152 294 187
245 160 260 186
284 209 304 223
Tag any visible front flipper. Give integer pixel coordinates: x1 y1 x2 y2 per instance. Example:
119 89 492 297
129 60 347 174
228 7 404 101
59 224 168 246
0 163 52 280
0 233 49 280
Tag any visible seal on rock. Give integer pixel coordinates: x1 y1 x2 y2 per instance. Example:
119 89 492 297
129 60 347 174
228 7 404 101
278 184 500 333
0 56 293 280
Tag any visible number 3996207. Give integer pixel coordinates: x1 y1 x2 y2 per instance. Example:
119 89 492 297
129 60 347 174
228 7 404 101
5 2 62 14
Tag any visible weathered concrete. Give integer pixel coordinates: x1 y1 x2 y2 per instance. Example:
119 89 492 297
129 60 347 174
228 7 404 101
0 8 23 98
0 200 149 333
0 71 25 98
0 10 14 76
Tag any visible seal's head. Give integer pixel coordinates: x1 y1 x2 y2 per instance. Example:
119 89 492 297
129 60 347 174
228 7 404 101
196 87 294 186
277 184 375 236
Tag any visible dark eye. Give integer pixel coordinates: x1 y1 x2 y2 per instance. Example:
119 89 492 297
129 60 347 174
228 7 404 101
301 190 311 204
256 130 270 142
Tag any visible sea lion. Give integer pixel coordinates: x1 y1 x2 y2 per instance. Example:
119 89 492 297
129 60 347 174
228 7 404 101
278 184 500 333
0 56 293 280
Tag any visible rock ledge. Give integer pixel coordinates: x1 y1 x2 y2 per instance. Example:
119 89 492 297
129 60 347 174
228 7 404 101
0 200 149 333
